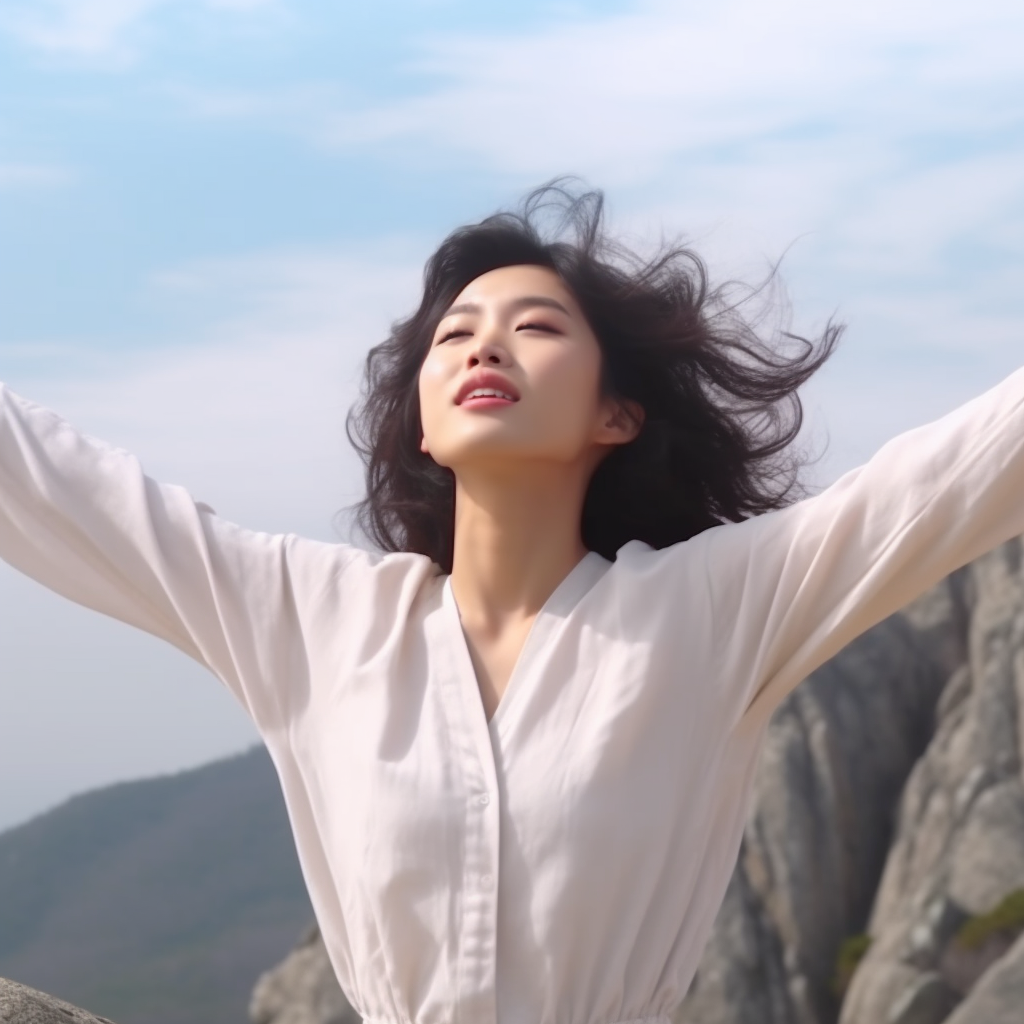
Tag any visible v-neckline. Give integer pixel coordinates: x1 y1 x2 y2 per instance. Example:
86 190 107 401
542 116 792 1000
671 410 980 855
441 550 609 736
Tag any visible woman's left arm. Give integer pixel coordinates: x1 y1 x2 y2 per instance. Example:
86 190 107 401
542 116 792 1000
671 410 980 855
698 365 1024 726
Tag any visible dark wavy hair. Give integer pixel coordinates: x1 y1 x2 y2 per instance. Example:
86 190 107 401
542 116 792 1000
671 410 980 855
344 180 842 573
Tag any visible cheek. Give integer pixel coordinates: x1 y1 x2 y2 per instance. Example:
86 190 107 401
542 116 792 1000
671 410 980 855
418 357 446 419
537 349 602 422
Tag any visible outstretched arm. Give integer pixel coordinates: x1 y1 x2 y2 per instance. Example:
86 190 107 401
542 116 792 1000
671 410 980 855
0 381 356 729
696 365 1024 727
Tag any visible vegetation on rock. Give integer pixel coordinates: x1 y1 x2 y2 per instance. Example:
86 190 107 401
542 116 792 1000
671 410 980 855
832 934 873 997
955 889 1024 951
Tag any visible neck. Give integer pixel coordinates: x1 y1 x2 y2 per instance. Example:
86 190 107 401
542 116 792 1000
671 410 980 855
449 461 591 633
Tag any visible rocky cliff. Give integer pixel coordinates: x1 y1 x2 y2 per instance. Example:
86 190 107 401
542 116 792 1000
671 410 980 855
837 540 1024 1024
249 539 1024 1024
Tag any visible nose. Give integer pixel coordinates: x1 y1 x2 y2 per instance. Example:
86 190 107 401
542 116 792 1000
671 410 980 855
465 327 512 368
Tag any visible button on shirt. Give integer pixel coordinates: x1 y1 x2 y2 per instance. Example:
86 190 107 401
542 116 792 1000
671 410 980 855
2 370 1024 1024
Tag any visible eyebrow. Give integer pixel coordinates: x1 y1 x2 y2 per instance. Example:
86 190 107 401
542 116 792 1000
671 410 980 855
440 295 572 320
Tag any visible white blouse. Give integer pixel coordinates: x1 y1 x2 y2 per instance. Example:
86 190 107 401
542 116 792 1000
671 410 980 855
2 370 1024 1024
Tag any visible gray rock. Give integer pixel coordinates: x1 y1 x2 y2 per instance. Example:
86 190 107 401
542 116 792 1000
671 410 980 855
943 929 1024 1023
0 978 115 1024
939 927 1019 997
676 573 963 1024
883 971 959 1024
839 538 1024 1024
249 925 360 1024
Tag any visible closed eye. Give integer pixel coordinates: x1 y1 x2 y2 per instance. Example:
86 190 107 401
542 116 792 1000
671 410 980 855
436 322 560 344
437 329 471 344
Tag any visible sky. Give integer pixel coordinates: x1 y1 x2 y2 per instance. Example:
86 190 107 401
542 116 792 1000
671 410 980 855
1 0 1022 832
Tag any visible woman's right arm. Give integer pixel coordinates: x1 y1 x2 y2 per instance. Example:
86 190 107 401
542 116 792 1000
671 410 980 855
0 380 358 729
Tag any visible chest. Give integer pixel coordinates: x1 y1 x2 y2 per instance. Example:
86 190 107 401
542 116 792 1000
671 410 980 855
298 576 736 917
458 617 536 724
308 618 730 920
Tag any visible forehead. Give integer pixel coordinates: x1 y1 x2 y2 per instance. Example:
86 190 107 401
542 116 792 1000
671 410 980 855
452 264 576 309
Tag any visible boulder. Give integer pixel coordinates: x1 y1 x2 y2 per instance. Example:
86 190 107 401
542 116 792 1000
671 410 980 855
0 978 115 1024
249 925 360 1024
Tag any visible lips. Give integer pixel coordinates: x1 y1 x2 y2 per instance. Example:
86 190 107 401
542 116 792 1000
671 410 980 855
455 370 521 405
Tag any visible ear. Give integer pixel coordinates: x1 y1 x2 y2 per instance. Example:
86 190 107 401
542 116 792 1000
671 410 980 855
419 432 429 454
601 397 644 445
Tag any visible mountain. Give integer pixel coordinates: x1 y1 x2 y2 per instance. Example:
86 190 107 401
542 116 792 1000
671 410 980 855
0 746 312 1024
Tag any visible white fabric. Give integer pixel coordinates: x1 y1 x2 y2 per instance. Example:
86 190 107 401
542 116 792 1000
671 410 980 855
2 369 1024 1024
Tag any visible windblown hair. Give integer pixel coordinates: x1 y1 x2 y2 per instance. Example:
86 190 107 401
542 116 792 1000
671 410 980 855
344 180 842 573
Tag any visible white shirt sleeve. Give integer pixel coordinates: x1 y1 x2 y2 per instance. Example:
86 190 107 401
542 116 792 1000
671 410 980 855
0 381 355 731
698 365 1024 726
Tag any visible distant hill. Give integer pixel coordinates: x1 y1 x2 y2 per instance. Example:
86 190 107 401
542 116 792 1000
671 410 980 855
0 745 313 1024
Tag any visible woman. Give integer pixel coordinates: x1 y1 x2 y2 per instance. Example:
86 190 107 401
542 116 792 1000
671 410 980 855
1 183 1022 1024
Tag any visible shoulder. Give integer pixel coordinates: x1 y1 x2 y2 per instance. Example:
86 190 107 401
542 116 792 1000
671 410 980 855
608 531 724 580
597 535 715 618
282 536 441 603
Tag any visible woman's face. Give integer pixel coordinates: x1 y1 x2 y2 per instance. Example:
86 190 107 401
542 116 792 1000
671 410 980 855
418 264 638 475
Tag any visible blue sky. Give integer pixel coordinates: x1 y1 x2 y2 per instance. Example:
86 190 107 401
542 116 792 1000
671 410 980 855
1 0 1022 830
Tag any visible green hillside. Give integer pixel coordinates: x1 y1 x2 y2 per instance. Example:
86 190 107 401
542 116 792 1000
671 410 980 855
0 746 313 1024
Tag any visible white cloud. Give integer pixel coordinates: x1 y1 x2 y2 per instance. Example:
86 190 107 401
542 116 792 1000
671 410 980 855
1 0 278 63
625 141 1024 341
3 0 171 60
6 243 426 536
0 162 76 188
310 0 1022 180
166 0 1023 363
